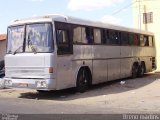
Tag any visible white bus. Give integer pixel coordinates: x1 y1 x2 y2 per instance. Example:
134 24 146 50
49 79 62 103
4 15 156 92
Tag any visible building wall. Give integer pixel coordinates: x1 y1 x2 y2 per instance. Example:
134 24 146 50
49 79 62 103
0 40 6 61
132 0 160 71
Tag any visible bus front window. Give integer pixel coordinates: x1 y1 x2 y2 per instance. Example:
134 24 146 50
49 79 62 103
25 23 53 53
7 26 25 54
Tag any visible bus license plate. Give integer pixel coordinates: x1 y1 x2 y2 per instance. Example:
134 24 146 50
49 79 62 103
19 83 28 87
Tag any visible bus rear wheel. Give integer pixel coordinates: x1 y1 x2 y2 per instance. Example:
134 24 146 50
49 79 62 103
138 62 145 77
131 63 138 78
76 68 89 93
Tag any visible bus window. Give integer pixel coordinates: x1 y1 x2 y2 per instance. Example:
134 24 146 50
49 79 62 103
109 30 119 45
134 34 140 46
140 35 144 46
73 26 94 44
85 27 94 44
121 32 128 45
101 29 109 44
149 36 153 47
55 22 73 54
144 35 149 46
94 28 101 44
73 26 82 44
129 33 134 45
81 27 87 44
57 30 70 53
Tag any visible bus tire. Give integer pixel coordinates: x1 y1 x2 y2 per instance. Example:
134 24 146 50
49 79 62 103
137 62 145 77
131 63 138 79
76 68 90 93
0 60 4 70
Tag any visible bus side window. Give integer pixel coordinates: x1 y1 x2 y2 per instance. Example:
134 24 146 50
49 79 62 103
55 22 73 55
57 30 70 53
85 27 94 44
109 30 119 45
121 32 128 45
144 35 149 46
134 34 140 46
101 29 109 44
94 28 101 44
73 26 89 44
149 36 153 47
73 26 82 44
140 35 144 46
129 33 134 45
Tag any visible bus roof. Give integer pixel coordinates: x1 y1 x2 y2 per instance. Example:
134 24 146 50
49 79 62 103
10 14 154 35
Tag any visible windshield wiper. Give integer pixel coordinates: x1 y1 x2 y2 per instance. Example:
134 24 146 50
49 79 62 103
28 39 37 54
12 46 23 55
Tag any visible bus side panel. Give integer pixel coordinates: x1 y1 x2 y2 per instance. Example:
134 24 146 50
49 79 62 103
56 55 74 90
120 58 133 78
139 47 155 72
92 60 107 84
56 45 93 90
120 46 136 78
92 45 108 84
141 57 152 72
106 46 121 81
107 59 121 81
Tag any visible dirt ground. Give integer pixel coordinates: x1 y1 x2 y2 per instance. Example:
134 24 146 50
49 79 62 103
0 72 160 114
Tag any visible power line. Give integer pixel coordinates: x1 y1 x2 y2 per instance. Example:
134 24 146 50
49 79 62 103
110 1 137 16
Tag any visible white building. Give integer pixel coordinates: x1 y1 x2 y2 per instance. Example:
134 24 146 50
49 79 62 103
132 0 160 71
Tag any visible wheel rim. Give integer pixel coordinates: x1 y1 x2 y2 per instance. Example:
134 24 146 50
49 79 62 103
140 64 145 75
132 64 137 78
79 74 88 89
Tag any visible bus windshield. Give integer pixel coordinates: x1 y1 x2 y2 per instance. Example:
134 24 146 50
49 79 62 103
7 23 53 54
7 25 25 54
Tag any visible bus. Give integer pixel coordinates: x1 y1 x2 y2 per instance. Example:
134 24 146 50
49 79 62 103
4 14 156 92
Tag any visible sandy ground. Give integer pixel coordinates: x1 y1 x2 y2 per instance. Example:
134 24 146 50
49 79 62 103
0 73 160 114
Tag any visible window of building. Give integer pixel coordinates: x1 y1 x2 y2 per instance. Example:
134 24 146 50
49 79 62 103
143 12 153 24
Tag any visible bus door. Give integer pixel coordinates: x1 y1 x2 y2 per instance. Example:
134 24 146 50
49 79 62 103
55 22 73 89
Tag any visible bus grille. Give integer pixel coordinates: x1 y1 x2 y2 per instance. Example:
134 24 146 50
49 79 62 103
152 57 156 69
5 68 45 78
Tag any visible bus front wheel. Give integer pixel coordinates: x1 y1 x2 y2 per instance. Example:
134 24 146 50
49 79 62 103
76 68 89 93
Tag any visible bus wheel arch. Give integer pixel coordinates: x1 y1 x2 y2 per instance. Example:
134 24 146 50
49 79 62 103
76 66 92 93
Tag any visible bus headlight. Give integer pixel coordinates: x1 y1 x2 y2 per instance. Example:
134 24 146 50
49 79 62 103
36 81 47 88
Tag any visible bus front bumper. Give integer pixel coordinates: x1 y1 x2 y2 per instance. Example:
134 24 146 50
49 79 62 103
3 78 56 90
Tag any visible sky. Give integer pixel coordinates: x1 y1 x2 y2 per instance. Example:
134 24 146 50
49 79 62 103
0 0 133 34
